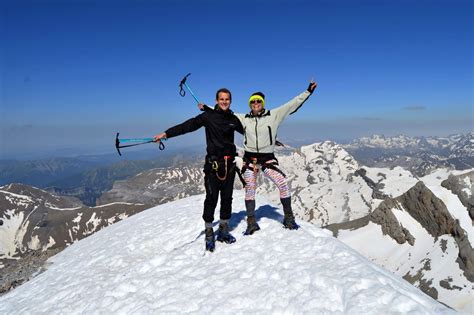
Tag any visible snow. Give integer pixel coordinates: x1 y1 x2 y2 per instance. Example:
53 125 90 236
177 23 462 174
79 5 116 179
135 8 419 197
46 236 56 249
363 166 418 198
92 202 144 208
2 191 34 207
27 235 41 251
337 198 474 312
421 169 474 244
462 175 472 197
106 214 129 225
72 213 82 224
44 203 82 211
0 192 453 314
0 209 26 259
84 213 101 235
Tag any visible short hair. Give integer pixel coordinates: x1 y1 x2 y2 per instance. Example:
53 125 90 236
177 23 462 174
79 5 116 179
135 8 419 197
216 88 232 101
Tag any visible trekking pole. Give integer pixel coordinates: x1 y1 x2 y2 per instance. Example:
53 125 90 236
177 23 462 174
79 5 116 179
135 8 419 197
179 73 200 104
115 132 165 156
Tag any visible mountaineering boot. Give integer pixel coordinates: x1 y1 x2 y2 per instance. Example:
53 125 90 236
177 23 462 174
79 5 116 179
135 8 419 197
283 215 299 230
244 215 260 235
216 221 236 244
205 227 215 252
244 199 260 235
281 197 299 230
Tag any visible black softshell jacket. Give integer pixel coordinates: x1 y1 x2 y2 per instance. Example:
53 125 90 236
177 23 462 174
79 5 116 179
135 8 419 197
165 106 244 158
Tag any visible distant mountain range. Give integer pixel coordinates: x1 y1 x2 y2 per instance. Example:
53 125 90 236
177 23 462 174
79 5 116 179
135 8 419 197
0 147 204 206
1 133 470 207
343 133 473 176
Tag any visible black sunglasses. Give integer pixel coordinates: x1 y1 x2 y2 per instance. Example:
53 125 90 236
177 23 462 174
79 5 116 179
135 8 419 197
250 99 263 104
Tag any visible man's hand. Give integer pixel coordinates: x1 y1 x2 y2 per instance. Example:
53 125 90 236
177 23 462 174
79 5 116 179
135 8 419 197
307 80 317 94
153 132 167 142
198 103 205 111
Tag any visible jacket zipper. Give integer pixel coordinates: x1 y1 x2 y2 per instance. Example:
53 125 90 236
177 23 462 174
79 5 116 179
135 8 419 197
255 117 259 153
268 126 273 145
244 127 247 145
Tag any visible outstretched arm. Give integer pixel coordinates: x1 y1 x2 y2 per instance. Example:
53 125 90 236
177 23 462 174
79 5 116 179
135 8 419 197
153 114 205 142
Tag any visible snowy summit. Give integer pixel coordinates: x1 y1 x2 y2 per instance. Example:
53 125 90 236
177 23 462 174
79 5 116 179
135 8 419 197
0 191 455 314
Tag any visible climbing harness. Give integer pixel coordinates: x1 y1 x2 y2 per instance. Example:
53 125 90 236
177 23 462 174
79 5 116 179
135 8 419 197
212 156 231 181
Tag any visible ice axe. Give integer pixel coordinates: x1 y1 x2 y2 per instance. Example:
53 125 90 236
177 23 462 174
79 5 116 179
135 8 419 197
115 132 165 156
179 73 200 104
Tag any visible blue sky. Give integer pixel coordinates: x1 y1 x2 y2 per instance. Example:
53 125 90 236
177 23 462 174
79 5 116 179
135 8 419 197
1 0 472 158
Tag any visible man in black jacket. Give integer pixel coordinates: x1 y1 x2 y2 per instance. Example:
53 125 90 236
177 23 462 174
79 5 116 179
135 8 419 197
154 88 243 252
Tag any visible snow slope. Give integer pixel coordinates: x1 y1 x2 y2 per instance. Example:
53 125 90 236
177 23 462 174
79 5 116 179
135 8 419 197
336 168 474 313
421 169 474 244
0 191 453 314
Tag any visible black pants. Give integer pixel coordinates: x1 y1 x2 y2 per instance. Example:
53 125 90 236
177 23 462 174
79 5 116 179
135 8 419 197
203 159 236 223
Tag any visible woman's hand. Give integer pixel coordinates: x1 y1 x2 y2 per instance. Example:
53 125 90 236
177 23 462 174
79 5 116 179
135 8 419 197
307 80 317 94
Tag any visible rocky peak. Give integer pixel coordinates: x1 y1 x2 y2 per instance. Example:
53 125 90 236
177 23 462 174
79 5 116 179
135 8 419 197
441 171 474 221
300 141 359 177
397 181 457 238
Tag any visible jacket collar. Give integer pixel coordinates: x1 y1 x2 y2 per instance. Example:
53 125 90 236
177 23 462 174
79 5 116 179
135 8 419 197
245 109 271 118
213 104 234 115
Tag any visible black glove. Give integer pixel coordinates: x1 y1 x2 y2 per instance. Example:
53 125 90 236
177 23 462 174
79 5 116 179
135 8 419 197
307 82 317 94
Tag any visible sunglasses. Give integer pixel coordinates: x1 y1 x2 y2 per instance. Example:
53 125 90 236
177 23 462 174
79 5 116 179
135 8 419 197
250 99 263 104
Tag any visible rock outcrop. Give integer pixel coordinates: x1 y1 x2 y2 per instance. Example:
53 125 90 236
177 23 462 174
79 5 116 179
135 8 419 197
441 172 474 221
325 180 474 297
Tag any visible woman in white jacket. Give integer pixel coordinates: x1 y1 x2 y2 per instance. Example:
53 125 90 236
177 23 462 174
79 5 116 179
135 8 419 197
235 80 317 234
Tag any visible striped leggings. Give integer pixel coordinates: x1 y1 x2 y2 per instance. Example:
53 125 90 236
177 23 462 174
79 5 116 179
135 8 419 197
243 163 290 200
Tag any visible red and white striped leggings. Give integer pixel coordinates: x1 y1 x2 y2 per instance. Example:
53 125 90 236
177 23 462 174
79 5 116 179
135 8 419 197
243 163 290 200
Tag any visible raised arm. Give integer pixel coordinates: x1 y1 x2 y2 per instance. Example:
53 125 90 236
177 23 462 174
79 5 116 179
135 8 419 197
272 80 317 124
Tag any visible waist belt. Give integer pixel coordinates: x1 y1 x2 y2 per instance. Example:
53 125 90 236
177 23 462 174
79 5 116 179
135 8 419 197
242 157 286 178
